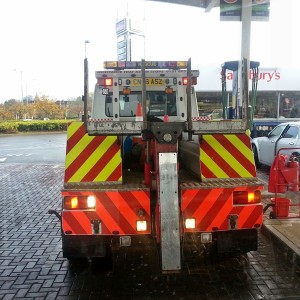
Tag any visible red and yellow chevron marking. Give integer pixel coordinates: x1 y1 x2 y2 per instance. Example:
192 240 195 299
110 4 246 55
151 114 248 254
64 122 122 183
62 190 150 235
181 187 263 232
200 133 256 179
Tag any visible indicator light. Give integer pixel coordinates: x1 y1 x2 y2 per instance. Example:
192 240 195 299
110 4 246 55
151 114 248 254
165 87 173 94
71 197 78 209
233 190 261 205
63 195 97 210
123 87 131 95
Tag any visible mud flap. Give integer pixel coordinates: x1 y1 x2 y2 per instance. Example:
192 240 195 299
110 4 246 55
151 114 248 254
214 229 258 253
62 235 107 259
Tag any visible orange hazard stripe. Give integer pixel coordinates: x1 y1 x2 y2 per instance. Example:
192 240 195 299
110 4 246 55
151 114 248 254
200 133 256 179
230 205 262 228
63 211 92 234
62 190 150 235
99 192 138 234
64 122 122 183
198 189 232 230
181 188 262 232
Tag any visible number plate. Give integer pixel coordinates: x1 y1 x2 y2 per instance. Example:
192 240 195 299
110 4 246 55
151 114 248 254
130 78 165 86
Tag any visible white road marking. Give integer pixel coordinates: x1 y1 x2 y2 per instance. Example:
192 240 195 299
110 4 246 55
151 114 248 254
0 153 34 162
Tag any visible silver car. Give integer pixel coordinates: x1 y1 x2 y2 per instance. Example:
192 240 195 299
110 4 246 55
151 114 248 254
251 121 300 166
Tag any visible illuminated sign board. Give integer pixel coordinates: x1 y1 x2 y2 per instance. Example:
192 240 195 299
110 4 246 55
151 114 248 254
116 19 127 34
220 0 270 21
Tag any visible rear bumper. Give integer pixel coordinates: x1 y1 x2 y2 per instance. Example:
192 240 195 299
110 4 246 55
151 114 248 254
184 228 258 254
213 228 258 253
62 234 152 259
62 230 258 261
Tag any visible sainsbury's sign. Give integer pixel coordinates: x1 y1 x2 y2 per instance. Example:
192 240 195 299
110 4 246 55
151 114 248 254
196 65 300 91
225 70 280 82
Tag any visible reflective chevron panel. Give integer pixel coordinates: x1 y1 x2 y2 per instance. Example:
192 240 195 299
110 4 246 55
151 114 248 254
200 133 256 179
181 186 263 233
64 122 122 183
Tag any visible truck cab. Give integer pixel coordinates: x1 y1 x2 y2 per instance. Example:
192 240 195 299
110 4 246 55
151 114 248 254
91 60 199 123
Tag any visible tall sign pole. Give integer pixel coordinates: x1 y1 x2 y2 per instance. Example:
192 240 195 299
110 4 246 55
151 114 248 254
239 0 252 114
83 40 90 127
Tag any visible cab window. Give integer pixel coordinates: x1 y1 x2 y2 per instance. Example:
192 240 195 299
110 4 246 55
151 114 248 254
105 91 177 117
148 92 177 116
105 93 140 117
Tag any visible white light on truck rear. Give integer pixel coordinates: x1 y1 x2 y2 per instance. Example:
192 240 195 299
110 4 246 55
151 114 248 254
136 220 147 231
87 195 96 208
185 218 196 229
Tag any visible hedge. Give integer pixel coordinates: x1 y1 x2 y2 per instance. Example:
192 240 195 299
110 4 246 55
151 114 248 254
0 120 69 134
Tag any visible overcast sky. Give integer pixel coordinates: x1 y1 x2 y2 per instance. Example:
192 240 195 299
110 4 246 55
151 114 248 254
0 0 299 103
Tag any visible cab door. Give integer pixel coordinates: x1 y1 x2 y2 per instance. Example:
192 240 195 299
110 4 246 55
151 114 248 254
259 124 286 166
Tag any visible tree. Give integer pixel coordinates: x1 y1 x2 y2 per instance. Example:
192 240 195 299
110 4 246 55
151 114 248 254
33 96 64 119
2 100 27 120
0 105 14 120
67 93 93 119
0 93 94 121
68 97 84 119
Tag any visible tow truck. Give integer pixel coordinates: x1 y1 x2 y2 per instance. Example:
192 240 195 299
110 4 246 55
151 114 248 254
50 58 264 273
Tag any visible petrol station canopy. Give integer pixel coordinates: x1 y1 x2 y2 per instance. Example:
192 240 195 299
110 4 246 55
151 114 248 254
147 0 218 11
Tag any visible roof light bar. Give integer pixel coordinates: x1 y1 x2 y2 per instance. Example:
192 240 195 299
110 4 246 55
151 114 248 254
103 61 188 70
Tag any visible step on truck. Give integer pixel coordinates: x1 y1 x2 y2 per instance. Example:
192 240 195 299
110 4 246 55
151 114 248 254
50 58 264 273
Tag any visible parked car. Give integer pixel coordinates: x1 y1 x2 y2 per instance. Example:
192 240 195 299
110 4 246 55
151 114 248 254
251 121 300 166
207 109 223 120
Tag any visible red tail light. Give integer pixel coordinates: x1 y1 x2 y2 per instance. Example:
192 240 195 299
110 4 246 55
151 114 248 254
233 190 261 205
98 77 113 86
182 77 188 85
182 77 197 85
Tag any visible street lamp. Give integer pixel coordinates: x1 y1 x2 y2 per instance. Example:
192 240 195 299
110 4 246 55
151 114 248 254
84 40 90 59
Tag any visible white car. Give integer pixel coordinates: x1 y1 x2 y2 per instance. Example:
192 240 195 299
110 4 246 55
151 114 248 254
251 121 300 166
